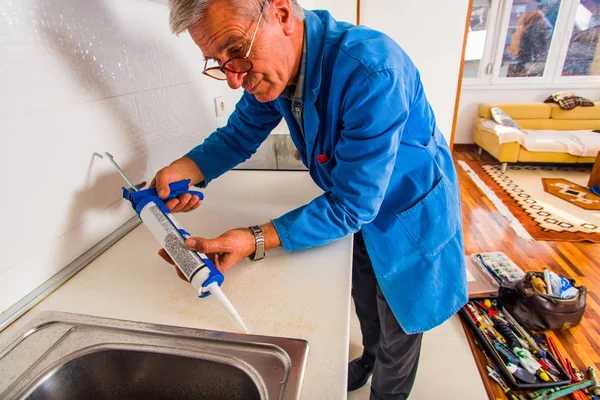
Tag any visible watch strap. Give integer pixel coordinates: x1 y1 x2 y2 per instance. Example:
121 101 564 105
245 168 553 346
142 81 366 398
249 225 265 261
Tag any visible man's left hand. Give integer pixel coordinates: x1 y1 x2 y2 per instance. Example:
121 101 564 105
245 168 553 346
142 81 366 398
184 228 256 273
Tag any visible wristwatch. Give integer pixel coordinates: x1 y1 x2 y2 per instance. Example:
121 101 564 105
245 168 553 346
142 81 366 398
248 225 265 261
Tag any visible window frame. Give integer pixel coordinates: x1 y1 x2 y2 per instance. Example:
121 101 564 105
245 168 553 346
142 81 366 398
463 0 600 88
553 0 600 85
464 0 503 85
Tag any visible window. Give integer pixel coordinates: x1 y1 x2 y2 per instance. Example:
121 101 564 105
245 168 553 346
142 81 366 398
500 0 561 78
562 0 600 76
464 0 493 78
463 0 600 86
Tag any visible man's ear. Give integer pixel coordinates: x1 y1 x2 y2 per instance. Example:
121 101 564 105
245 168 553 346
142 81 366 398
270 0 296 36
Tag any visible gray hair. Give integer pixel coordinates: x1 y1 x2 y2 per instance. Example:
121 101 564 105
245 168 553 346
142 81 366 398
169 0 305 35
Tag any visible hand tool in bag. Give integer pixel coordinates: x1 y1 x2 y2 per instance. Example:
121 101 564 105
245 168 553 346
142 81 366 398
487 332 520 365
528 379 594 400
502 307 546 358
537 358 561 380
530 276 548 294
487 365 519 400
478 302 531 351
543 268 553 296
546 336 582 382
468 303 506 345
105 152 249 333
477 300 499 317
590 366 600 396
493 316 523 349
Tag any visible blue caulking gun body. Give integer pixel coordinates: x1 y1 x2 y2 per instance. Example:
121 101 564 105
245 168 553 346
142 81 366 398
122 180 224 298
105 152 249 333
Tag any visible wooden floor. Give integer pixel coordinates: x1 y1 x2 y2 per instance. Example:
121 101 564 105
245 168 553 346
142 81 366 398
453 146 600 400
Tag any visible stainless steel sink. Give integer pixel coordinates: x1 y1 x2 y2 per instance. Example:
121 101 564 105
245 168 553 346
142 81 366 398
0 311 308 399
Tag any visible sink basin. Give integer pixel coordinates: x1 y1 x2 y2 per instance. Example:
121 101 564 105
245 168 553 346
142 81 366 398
0 312 308 400
28 349 261 400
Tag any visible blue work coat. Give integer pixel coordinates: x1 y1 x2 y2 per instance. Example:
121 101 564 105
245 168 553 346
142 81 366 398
187 10 468 334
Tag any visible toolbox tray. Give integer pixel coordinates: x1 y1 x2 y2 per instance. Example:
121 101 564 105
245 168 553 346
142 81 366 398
459 295 572 390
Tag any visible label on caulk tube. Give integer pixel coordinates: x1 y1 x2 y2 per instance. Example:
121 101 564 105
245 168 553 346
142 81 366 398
163 231 206 280
142 203 207 281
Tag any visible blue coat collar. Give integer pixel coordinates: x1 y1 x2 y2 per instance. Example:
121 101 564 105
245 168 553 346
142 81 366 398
304 10 326 104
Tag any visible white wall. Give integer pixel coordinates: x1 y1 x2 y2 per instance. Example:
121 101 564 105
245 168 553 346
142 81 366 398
0 0 246 314
299 0 356 24
454 87 600 144
0 0 356 316
360 0 470 142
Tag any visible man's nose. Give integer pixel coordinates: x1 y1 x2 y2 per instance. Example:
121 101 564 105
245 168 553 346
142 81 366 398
225 70 248 89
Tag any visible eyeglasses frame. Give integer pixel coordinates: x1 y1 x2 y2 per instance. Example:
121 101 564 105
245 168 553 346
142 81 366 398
202 1 267 80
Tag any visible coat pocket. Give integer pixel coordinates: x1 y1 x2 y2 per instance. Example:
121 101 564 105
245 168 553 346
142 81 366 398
396 178 461 257
313 156 335 189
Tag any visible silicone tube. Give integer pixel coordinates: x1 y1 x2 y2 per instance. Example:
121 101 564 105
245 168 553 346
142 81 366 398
139 202 221 296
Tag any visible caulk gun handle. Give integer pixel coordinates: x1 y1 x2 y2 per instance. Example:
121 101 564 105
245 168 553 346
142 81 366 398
160 179 204 201
123 179 204 215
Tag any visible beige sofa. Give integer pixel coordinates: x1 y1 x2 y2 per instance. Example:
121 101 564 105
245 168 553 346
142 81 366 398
473 102 600 172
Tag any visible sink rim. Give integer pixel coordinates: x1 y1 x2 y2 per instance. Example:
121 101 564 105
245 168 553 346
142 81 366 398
0 311 309 400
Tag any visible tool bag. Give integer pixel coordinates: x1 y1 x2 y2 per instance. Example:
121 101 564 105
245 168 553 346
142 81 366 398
498 271 587 331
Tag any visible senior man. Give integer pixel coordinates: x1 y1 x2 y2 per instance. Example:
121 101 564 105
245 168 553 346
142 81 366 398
154 0 467 398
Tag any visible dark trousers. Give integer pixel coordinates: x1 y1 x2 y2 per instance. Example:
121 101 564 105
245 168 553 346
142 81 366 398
352 230 423 400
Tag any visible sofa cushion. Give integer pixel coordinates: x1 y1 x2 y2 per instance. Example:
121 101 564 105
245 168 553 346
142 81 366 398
551 102 600 120
514 118 600 130
491 107 522 130
477 103 552 119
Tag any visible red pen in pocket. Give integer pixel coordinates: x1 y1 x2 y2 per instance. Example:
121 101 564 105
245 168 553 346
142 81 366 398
317 154 329 164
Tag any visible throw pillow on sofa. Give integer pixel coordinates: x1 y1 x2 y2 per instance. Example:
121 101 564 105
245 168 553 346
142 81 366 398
491 107 522 130
543 92 594 110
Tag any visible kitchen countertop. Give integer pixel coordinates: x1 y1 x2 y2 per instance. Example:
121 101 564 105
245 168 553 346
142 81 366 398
10 170 353 399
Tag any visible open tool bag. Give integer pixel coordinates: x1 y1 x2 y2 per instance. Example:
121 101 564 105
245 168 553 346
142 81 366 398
460 297 572 391
499 271 587 331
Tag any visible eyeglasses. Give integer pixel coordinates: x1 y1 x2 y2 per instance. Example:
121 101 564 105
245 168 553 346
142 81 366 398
202 1 267 81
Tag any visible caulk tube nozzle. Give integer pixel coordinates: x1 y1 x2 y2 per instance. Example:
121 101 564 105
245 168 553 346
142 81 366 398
207 282 250 334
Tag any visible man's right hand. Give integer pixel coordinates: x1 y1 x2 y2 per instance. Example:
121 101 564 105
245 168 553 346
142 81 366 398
150 157 204 213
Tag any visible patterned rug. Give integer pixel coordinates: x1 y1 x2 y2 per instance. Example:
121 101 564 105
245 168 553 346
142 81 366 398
459 161 600 243
542 179 600 211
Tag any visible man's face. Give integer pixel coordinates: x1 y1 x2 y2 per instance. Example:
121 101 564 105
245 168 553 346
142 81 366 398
189 0 297 103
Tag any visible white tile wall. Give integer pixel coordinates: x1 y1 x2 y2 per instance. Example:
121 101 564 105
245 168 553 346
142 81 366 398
0 95 148 278
1 0 244 314
135 81 241 171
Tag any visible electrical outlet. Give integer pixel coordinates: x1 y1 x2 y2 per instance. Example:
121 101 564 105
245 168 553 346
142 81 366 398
214 96 226 117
